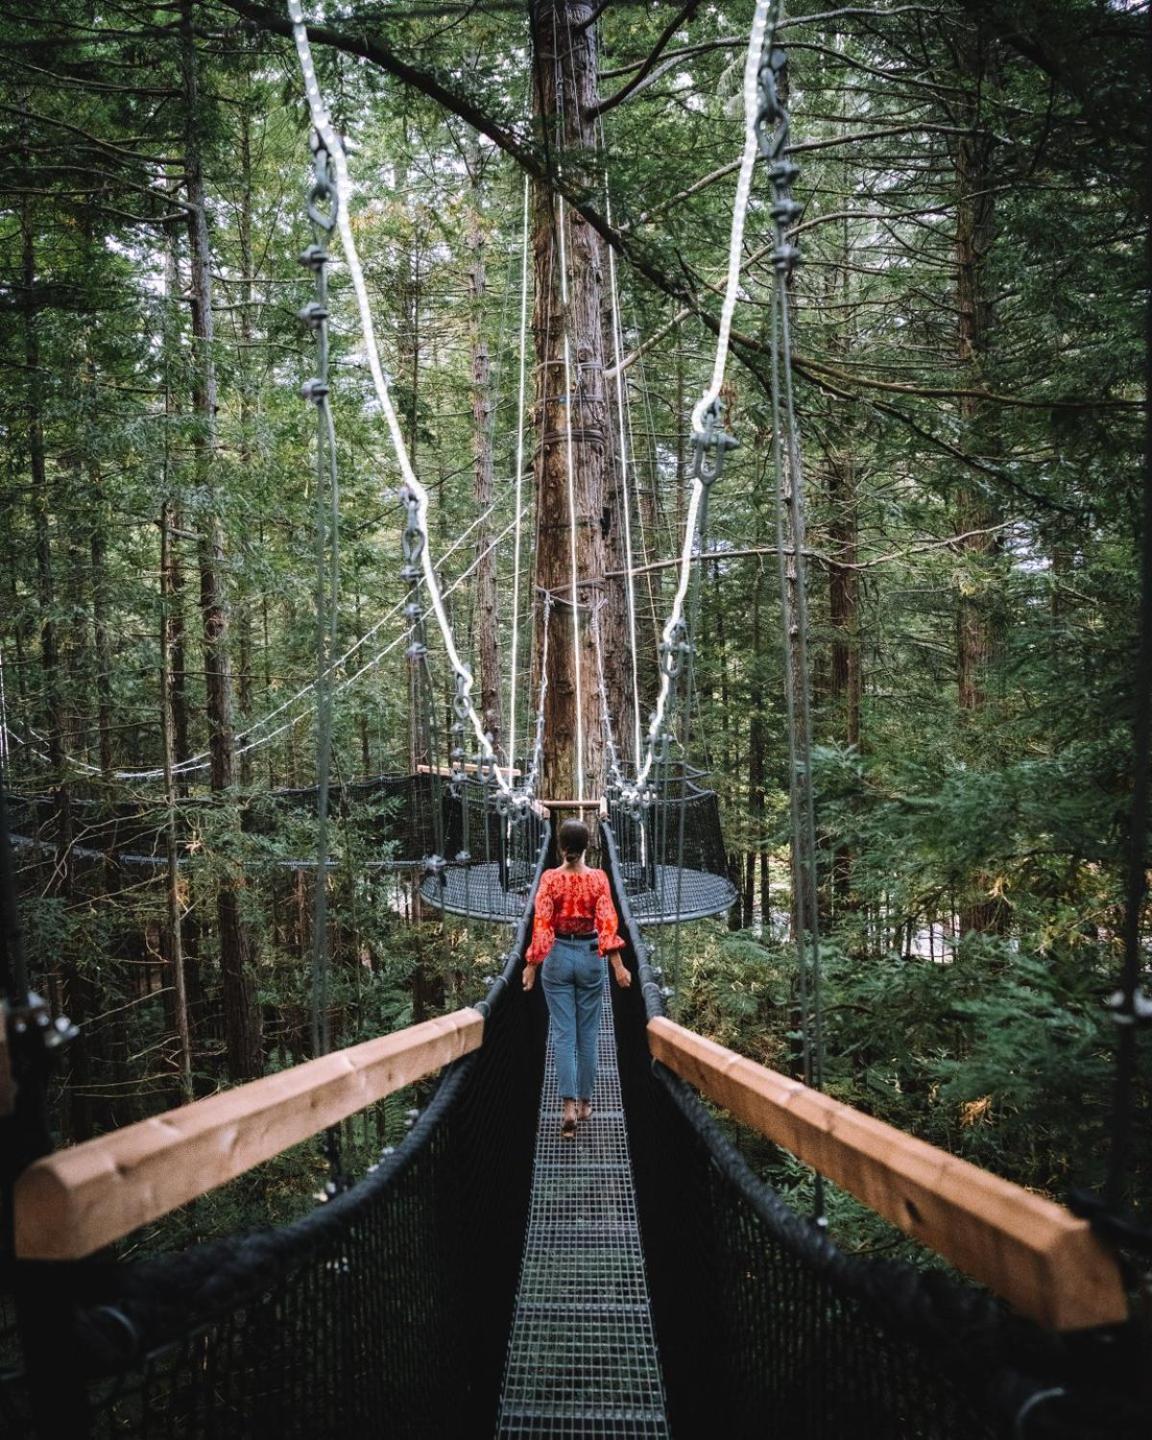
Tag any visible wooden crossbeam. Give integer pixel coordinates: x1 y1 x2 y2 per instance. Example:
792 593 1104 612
15 1008 484 1261
416 762 522 777
647 1016 1127 1332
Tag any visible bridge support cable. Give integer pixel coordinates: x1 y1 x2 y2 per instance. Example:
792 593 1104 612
621 0 771 803
4 832 551 1437
600 822 1149 1440
298 131 342 1071
600 165 643 771
506 175 532 782
496 972 669 1438
288 0 518 800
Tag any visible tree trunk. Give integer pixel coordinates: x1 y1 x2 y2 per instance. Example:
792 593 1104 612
530 0 609 803
237 102 256 789
181 1 262 1079
161 504 195 1102
953 27 1006 938
163 224 191 791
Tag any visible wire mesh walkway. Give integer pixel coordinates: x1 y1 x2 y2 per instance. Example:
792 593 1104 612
496 977 671 1438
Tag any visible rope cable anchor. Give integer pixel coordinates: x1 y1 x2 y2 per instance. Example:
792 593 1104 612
689 399 738 487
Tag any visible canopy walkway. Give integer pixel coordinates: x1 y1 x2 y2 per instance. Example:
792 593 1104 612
2 821 1147 1440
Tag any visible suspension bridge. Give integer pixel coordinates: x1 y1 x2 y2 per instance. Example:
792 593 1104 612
1 1 1150 1436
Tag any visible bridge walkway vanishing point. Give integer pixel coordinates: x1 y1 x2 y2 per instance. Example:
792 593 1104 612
497 975 670 1438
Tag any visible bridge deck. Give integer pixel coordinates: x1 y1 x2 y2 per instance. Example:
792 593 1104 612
496 978 670 1438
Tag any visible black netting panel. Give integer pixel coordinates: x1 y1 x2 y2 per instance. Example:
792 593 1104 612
4 834 550 1440
420 782 547 923
607 769 736 924
7 774 447 869
254 771 446 863
602 824 1149 1440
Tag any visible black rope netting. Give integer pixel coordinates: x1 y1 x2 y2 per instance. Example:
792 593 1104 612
5 773 446 869
607 767 737 925
418 779 549 923
1 830 550 1440
8 776 544 923
601 823 1149 1440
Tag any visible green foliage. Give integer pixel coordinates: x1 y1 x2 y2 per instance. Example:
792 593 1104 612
0 0 1147 1236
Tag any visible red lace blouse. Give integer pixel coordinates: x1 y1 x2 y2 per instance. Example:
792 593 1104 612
525 866 625 965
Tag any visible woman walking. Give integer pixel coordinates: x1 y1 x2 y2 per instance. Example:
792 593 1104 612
522 818 632 1136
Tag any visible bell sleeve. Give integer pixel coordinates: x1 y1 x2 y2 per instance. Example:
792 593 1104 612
594 874 626 956
525 873 556 965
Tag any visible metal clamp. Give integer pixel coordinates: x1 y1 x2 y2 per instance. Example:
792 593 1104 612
307 131 339 233
690 399 738 485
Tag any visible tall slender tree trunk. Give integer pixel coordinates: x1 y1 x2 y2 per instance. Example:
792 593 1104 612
163 224 191 791
236 102 256 789
953 27 1005 937
181 1 262 1079
531 0 608 802
161 504 195 1103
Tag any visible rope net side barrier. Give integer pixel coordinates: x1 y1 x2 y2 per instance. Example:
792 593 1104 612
601 823 1150 1440
606 767 737 926
1 828 550 1439
8 776 547 930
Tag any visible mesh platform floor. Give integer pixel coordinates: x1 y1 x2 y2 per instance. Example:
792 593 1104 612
419 862 536 922
619 864 737 926
496 977 671 1438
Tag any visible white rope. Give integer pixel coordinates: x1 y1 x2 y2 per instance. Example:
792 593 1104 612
605 190 643 769
31 486 515 782
9 510 525 782
288 0 513 794
506 175 531 777
521 598 552 796
691 0 773 434
633 0 773 792
219 509 528 762
556 196 586 802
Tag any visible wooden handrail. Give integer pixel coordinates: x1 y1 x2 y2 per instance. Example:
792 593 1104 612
647 1016 1127 1332
15 1008 484 1261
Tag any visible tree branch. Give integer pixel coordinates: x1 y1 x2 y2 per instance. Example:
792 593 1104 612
591 0 704 118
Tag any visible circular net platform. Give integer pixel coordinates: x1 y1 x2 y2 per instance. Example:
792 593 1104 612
607 771 737 926
417 779 548 924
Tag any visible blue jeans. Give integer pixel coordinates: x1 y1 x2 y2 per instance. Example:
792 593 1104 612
541 937 605 1101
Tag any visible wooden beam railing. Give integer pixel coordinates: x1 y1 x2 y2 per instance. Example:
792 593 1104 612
15 1008 484 1262
647 1016 1127 1332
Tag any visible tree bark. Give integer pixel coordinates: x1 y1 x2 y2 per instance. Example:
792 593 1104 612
530 0 609 803
181 0 262 1079
952 26 1006 937
161 504 195 1103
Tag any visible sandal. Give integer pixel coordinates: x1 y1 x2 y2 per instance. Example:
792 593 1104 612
561 1116 577 1139
577 1101 592 1123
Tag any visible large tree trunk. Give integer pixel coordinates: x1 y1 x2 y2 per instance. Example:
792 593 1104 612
530 0 609 803
181 1 262 1079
